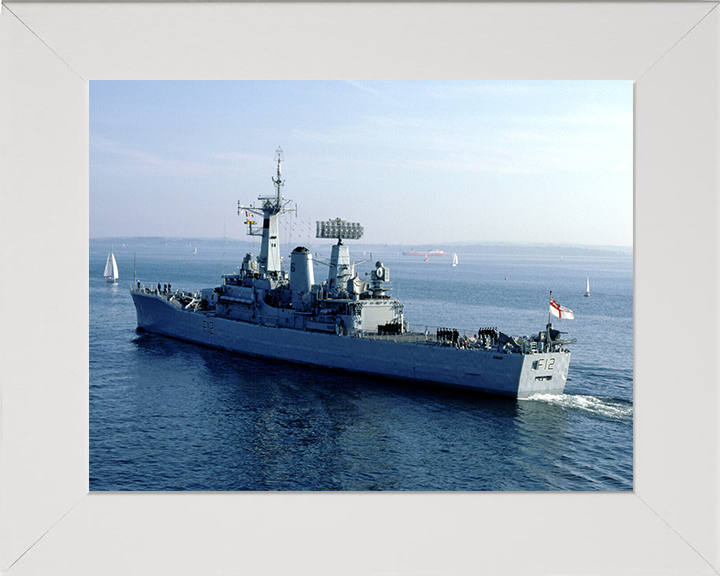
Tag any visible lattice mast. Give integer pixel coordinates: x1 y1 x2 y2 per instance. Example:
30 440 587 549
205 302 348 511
238 147 295 274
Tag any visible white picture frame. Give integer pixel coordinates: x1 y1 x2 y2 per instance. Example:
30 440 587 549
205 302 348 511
1 2 718 574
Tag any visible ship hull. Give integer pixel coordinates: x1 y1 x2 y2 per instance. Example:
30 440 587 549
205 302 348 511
131 291 569 398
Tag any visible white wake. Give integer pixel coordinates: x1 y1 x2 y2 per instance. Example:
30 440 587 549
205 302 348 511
523 393 633 421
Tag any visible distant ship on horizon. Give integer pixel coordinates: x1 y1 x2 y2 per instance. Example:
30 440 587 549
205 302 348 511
403 248 446 257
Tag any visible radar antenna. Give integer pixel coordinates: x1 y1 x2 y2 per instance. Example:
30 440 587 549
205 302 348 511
316 218 364 244
316 218 366 291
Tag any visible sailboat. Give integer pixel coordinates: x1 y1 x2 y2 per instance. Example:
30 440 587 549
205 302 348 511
451 253 458 267
104 247 119 283
583 277 590 297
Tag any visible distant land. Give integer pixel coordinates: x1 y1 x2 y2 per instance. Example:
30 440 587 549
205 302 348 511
91 237 632 259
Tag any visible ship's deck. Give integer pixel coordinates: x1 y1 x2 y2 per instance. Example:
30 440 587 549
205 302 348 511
354 326 508 352
132 285 560 355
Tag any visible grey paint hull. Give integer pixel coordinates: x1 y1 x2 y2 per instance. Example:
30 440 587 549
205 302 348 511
131 291 570 398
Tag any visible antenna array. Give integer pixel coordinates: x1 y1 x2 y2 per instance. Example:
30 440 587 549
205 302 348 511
316 218 364 240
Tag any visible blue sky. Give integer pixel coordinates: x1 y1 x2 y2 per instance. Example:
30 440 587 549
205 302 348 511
90 80 632 247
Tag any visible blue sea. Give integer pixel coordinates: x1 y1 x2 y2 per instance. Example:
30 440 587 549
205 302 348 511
90 240 633 491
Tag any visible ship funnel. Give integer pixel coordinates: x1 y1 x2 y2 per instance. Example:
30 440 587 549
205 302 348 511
289 246 314 294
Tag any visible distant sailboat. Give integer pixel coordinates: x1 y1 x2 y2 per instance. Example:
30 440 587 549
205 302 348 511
451 253 458 267
424 253 429 262
104 247 119 283
584 277 590 297
193 247 197 254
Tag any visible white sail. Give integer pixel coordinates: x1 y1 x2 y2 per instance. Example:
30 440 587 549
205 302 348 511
451 253 458 266
104 249 119 281
584 277 590 297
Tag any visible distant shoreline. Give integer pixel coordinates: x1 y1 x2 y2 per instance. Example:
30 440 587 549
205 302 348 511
91 236 632 258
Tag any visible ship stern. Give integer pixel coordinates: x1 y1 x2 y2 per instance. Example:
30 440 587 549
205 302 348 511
516 351 571 398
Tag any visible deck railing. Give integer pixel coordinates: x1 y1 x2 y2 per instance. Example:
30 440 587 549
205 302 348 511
354 323 505 348
354 323 548 354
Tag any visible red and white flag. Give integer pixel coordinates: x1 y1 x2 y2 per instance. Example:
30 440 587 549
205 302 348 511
550 297 574 319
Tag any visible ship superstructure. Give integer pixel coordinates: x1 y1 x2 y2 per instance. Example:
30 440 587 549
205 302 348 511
130 148 575 398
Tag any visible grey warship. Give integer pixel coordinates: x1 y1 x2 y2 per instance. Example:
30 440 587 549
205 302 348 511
130 149 575 398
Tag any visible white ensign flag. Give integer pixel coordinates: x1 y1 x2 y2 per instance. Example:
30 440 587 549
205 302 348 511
550 297 574 320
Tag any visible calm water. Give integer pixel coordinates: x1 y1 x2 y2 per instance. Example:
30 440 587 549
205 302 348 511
90 241 633 491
